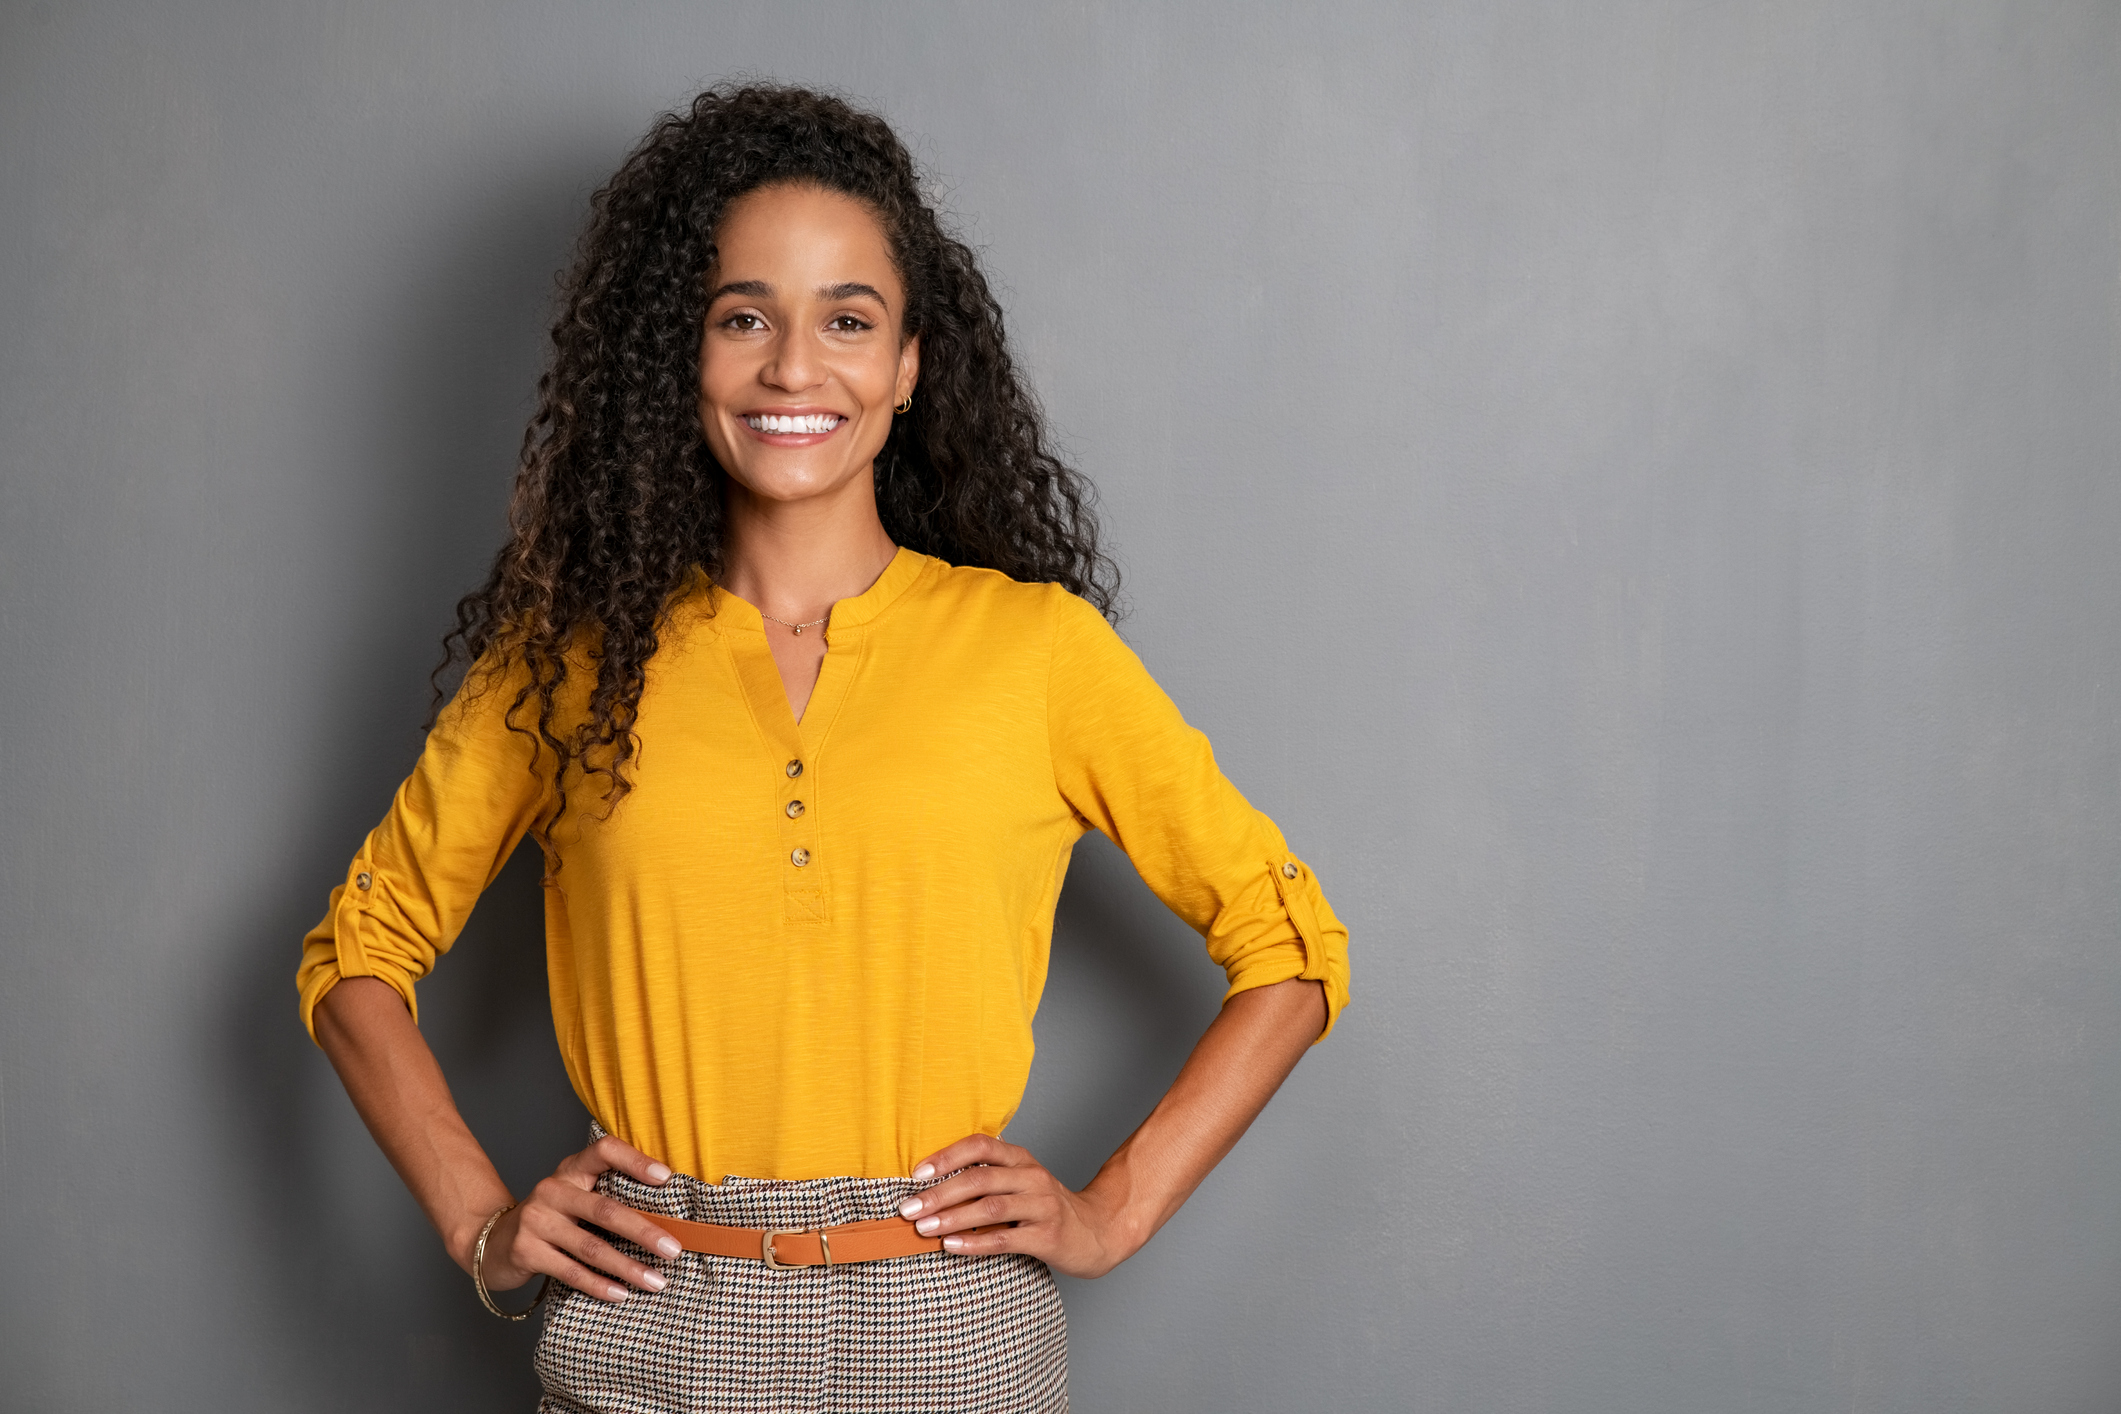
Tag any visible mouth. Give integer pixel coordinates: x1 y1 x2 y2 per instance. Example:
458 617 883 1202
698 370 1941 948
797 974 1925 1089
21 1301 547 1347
743 412 847 436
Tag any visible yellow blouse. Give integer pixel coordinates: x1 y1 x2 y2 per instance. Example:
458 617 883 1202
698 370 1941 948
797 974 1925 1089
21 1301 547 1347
299 548 1350 1182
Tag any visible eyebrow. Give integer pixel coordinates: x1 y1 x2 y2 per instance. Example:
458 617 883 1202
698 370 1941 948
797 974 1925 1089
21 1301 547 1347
706 279 773 304
705 278 892 309
819 281 889 306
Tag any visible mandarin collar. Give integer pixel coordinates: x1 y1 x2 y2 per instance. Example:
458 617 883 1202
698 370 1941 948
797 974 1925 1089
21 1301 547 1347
703 546 931 636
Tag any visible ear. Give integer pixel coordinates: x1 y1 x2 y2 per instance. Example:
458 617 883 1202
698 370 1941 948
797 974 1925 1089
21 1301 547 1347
896 334 920 405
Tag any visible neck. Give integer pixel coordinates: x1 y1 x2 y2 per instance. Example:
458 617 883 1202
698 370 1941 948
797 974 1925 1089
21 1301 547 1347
718 469 898 622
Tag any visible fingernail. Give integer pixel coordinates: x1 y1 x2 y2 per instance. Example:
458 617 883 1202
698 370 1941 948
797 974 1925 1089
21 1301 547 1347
942 1235 963 1252
916 1216 939 1235
607 1286 630 1302
656 1236 682 1258
899 1198 922 1218
646 1163 673 1183
640 1269 667 1292
912 1163 935 1181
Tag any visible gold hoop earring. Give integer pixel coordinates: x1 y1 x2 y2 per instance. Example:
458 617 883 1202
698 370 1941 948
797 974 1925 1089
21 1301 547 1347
895 393 914 415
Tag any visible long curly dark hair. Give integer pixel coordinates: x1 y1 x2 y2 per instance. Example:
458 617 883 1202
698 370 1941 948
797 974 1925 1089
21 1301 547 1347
436 84 1119 825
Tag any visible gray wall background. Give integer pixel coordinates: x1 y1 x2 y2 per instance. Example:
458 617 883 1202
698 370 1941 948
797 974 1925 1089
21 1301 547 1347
3 2 2117 1410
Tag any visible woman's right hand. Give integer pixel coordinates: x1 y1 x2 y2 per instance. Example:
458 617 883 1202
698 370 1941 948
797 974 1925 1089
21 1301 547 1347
472 1133 686 1302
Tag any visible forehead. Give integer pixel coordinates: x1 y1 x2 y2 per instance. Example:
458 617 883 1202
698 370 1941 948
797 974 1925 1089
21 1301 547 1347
711 183 899 294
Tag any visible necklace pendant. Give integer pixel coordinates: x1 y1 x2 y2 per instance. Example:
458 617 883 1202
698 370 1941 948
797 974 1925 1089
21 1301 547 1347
791 625 803 635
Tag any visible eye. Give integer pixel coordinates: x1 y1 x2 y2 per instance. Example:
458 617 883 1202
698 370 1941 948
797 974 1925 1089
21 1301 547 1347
828 313 874 333
720 311 766 332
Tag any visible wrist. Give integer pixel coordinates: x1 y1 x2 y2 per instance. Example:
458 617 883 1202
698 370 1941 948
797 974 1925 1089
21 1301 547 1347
444 1192 516 1275
1076 1181 1154 1268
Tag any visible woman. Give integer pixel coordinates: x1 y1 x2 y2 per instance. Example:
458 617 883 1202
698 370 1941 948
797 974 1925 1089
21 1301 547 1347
301 84 1350 1411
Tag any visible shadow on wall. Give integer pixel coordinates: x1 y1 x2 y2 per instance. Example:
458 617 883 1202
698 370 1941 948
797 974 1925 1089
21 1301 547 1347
199 148 1223 1411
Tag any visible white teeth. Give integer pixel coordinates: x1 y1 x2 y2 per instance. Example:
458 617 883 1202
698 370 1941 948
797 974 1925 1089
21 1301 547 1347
747 413 842 434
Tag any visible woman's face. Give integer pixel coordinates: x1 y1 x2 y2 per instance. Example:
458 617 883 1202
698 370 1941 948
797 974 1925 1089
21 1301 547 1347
698 183 919 510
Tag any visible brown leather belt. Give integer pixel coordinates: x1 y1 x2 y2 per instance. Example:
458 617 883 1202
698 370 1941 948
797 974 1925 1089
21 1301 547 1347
632 1209 1005 1269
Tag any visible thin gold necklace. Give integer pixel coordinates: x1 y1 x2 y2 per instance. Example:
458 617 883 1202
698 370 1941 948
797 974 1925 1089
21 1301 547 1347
760 610 829 636
749 545 894 637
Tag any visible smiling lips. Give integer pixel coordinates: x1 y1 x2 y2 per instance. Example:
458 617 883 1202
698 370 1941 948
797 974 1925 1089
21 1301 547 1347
745 412 846 435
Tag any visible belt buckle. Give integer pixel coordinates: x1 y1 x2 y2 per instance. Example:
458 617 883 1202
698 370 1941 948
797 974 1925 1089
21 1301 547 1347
761 1228 833 1270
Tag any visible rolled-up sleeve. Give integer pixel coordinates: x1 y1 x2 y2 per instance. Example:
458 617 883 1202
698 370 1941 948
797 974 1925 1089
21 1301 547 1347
297 660 551 1040
1046 590 1352 1039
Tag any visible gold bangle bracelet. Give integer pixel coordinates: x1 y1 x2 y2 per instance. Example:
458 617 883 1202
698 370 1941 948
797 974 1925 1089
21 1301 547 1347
473 1200 552 1321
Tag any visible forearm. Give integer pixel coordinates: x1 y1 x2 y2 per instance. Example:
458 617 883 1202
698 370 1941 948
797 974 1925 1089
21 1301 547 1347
1080 976 1326 1255
313 976 513 1272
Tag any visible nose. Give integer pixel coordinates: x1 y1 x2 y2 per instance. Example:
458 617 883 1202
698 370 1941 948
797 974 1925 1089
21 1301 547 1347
761 326 826 393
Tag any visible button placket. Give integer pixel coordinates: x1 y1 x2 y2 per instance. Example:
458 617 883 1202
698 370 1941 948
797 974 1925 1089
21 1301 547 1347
781 757 814 863
779 753 827 919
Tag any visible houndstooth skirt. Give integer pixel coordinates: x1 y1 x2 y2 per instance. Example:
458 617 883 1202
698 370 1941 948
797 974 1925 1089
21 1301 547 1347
533 1130 1068 1413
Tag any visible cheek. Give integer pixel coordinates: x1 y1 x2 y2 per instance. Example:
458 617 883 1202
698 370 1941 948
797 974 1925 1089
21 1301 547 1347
695 352 740 456
697 343 738 405
853 347 905 404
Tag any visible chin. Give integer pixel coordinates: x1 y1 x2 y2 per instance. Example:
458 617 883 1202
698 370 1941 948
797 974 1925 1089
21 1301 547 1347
725 462 863 505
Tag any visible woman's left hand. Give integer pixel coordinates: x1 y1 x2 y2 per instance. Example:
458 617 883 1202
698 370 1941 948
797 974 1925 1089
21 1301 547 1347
901 982 1329 1281
898 1135 1136 1279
